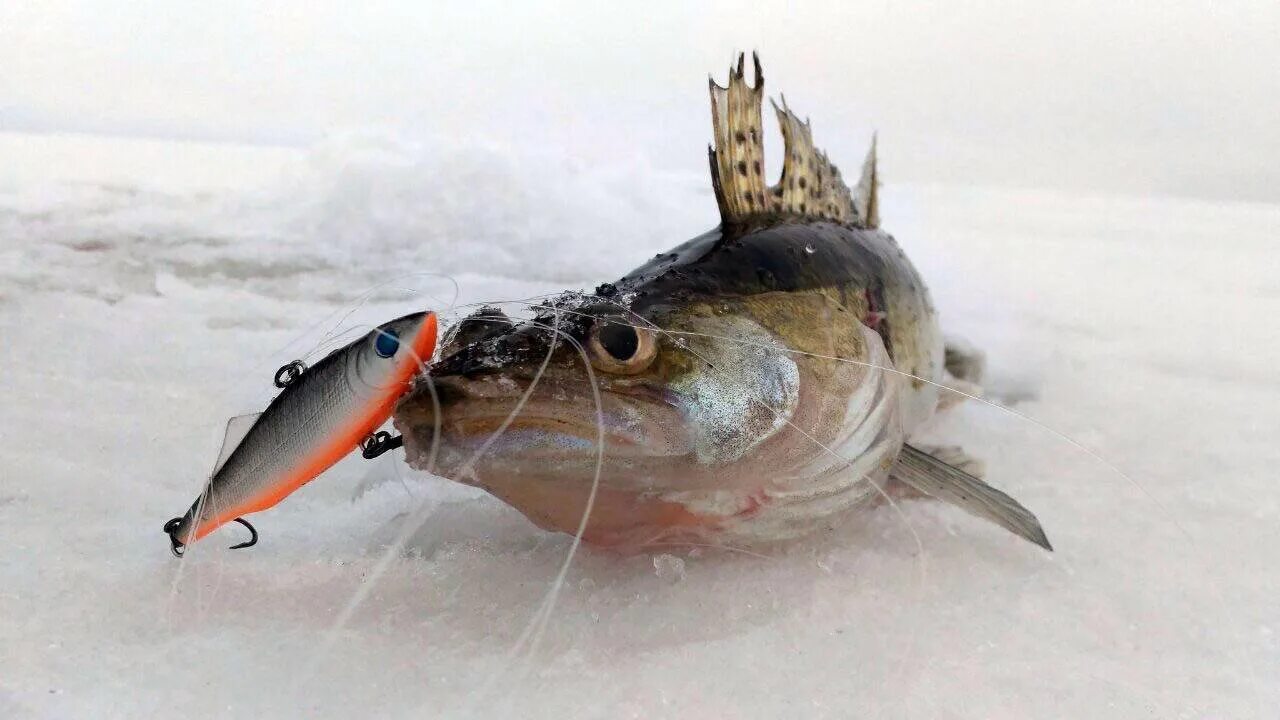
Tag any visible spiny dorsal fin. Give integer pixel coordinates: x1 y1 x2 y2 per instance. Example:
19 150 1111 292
708 52 769 222
853 133 880 229
770 95 857 224
708 52 874 228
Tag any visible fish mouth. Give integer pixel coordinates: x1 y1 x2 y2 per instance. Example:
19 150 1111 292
402 375 692 463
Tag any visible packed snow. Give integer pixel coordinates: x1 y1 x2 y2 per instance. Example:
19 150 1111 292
1 131 1276 718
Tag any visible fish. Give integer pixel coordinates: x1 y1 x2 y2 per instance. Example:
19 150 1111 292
164 311 438 555
393 54 1050 551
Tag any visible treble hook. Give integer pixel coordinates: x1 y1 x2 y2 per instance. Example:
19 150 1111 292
163 516 258 557
361 430 404 459
274 360 307 389
228 517 258 550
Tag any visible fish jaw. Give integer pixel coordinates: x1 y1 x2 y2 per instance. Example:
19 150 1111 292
395 377 753 549
396 371 694 479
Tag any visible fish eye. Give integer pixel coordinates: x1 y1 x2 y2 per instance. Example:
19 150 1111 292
587 319 656 375
373 329 400 358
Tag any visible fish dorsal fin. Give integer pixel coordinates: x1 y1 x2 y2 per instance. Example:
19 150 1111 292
770 96 858 225
708 52 875 228
708 52 769 222
212 412 262 476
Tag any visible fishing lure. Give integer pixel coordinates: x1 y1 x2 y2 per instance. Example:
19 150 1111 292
164 311 438 557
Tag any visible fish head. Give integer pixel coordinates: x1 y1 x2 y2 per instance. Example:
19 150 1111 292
401 298 701 476
394 289 894 546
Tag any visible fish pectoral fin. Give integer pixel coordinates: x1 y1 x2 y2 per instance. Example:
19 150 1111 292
891 444 1053 551
910 444 986 478
212 412 263 476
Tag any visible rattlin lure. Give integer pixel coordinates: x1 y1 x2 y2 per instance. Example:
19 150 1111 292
164 311 438 556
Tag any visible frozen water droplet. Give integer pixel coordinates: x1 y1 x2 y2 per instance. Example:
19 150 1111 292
652 554 686 583
674 337 688 349
804 244 816 254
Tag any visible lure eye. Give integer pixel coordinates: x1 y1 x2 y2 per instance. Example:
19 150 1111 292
587 319 657 375
374 329 400 358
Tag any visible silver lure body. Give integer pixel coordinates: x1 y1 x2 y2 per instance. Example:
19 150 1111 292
167 311 436 549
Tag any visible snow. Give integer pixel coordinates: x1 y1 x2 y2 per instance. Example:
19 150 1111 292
1 130 1277 718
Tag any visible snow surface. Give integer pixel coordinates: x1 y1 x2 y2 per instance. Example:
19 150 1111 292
1 131 1277 718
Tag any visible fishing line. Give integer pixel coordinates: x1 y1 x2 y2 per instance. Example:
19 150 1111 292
567 296 936 692
449 297 935 544
295 310 584 694
431 295 1186 705
479 321 605 720
411 298 930 717
272 271 460 363
170 284 1254 716
163 305 442 631
519 293 1261 714
191 318 441 700
166 317 402 612
289 295 592 689
289 307 602 716
495 291 1170 526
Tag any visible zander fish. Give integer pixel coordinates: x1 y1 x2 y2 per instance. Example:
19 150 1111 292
394 55 1050 551
164 311 438 555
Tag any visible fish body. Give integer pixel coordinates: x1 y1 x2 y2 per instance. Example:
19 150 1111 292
399 225 938 547
166 311 437 551
394 55 1048 550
